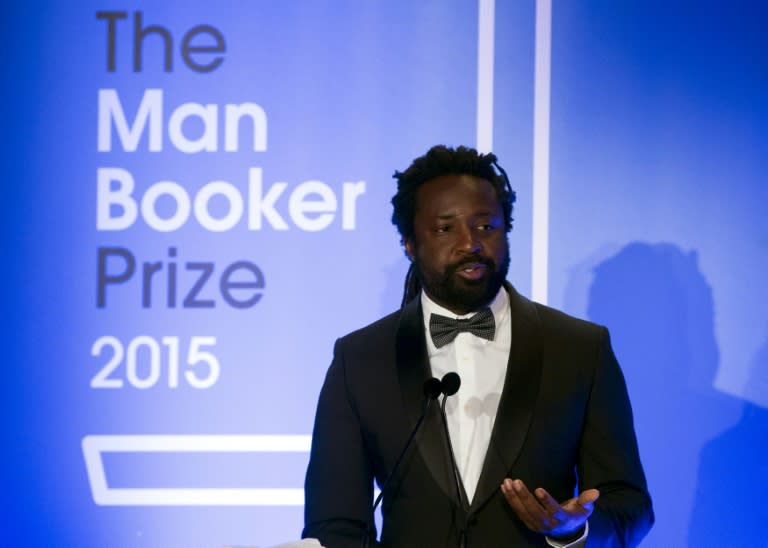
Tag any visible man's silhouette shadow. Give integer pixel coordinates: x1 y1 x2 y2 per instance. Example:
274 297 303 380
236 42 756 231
585 242 743 546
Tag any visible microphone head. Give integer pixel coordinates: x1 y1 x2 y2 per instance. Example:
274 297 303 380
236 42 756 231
423 377 443 400
441 372 461 396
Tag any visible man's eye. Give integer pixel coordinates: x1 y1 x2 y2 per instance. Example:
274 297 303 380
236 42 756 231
436 225 451 233
478 224 495 231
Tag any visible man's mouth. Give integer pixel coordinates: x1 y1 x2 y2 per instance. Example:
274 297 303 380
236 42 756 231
455 262 488 280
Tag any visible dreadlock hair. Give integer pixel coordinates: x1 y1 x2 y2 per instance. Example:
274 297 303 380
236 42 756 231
391 145 517 308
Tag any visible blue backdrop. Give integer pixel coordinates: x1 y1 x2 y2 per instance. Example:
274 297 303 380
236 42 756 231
2 1 766 546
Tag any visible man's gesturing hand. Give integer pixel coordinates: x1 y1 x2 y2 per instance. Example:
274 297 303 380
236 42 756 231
501 479 599 540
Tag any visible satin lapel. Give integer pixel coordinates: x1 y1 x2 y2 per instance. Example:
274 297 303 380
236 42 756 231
470 285 544 513
395 298 461 506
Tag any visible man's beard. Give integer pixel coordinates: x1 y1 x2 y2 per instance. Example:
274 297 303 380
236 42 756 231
413 251 510 314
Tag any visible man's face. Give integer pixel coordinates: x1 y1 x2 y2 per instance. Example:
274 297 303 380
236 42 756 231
405 174 509 315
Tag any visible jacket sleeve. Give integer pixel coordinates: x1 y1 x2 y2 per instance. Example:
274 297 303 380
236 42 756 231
302 339 378 547
578 328 654 547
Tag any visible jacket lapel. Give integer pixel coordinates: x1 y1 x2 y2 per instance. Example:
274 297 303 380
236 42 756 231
469 285 544 513
395 298 464 507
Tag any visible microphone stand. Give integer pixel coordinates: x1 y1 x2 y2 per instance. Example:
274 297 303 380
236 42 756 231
439 373 467 547
361 378 442 548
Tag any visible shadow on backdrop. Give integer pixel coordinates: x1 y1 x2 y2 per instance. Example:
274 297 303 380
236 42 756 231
687 335 768 546
585 242 747 546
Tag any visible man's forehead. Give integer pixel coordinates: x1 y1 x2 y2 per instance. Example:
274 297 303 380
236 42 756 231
415 174 501 213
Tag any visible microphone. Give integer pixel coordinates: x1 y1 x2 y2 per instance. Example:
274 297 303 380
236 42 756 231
362 377 442 548
441 371 461 398
438 372 466 547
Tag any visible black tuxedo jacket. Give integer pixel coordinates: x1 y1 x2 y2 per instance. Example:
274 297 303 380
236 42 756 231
303 286 653 547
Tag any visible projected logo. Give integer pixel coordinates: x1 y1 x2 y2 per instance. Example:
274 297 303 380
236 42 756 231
83 1 551 508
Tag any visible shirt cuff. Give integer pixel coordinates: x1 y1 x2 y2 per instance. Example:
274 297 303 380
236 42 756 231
545 521 588 548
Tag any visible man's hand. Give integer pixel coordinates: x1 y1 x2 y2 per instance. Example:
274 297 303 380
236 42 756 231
500 479 599 541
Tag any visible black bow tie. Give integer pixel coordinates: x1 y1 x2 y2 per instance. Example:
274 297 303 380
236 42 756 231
429 308 496 349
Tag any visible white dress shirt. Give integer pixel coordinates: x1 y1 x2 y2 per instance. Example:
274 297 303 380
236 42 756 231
421 288 511 503
421 288 587 548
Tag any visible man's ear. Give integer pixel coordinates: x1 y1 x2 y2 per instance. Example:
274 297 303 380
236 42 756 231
404 238 415 261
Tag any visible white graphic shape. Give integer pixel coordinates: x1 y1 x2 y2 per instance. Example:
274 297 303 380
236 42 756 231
532 0 552 304
476 0 495 154
82 435 311 506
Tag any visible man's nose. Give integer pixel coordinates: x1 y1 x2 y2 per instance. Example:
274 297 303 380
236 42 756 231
457 225 481 253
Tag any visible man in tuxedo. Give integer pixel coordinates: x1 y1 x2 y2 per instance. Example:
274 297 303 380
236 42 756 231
303 145 653 547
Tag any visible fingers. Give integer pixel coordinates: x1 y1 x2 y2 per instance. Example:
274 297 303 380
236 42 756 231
533 487 562 516
501 479 556 532
500 479 597 538
559 489 597 518
532 487 566 531
577 488 600 511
